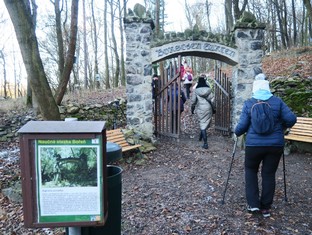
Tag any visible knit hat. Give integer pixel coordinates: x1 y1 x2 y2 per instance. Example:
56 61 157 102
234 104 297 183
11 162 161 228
255 73 266 80
196 76 209 88
252 73 270 93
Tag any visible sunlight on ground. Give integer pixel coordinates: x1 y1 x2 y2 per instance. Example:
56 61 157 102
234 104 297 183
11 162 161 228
0 97 26 112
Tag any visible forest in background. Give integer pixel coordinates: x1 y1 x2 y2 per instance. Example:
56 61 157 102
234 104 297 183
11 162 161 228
1 0 312 119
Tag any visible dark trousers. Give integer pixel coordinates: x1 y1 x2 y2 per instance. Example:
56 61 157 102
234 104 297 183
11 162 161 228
245 146 283 209
184 84 192 99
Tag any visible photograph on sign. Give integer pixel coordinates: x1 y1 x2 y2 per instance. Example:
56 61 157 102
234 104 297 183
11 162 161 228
35 138 103 223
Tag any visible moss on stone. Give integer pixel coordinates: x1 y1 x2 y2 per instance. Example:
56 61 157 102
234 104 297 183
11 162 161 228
271 77 312 117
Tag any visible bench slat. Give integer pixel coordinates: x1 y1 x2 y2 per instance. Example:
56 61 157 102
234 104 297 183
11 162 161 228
288 130 312 137
106 128 141 153
284 117 312 143
122 144 142 152
285 134 312 143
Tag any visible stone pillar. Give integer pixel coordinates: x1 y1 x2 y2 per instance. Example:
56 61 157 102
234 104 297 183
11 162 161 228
124 17 154 137
232 27 265 131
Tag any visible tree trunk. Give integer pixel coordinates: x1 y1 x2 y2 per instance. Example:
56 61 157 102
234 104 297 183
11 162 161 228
282 0 290 48
224 0 233 33
233 0 247 21
110 0 120 87
91 0 100 89
273 0 287 49
0 50 8 98
205 0 212 32
83 0 88 89
303 0 312 18
155 0 160 35
54 0 79 105
104 0 110 89
184 0 194 29
292 0 297 46
4 0 60 120
119 0 126 86
54 0 65 79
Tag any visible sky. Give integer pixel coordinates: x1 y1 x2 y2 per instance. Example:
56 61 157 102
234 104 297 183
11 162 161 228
0 0 224 96
127 0 224 32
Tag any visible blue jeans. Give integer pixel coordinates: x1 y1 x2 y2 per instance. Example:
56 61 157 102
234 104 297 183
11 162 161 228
245 146 283 209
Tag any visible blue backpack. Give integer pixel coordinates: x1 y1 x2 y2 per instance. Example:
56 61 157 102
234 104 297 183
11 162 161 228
250 99 275 134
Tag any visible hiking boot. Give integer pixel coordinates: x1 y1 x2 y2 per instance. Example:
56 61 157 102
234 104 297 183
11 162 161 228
202 143 208 149
201 130 208 149
247 205 260 214
261 209 271 218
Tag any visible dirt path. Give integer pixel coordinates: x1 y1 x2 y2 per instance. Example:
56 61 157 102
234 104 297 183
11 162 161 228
120 133 312 234
1 96 312 234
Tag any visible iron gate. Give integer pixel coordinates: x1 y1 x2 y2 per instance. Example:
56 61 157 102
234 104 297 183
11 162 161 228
154 59 231 138
154 56 183 138
214 68 231 136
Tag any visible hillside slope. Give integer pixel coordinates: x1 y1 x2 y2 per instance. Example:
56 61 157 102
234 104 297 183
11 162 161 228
262 47 312 79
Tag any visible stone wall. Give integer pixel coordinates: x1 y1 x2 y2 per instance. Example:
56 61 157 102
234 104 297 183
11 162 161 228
231 28 265 131
124 17 155 137
0 101 127 142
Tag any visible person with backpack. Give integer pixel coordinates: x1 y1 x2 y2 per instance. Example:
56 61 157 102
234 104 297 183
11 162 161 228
234 73 297 218
191 75 215 149
182 70 193 99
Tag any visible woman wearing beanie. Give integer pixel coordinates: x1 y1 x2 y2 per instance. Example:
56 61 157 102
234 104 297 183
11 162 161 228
234 73 297 218
191 75 214 149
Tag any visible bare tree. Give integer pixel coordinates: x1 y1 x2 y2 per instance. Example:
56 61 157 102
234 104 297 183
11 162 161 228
224 0 233 33
54 0 65 80
83 0 88 89
104 0 110 89
273 0 287 48
205 0 212 32
303 0 312 40
303 0 312 17
184 0 195 28
110 0 120 87
4 0 60 120
119 0 126 86
291 0 297 46
54 0 79 105
0 49 7 98
233 0 248 21
90 0 100 89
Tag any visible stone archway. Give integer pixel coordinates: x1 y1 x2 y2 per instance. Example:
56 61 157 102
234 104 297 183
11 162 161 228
150 40 239 66
124 10 265 138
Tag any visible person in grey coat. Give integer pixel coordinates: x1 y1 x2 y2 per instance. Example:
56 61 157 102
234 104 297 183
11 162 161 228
191 75 214 149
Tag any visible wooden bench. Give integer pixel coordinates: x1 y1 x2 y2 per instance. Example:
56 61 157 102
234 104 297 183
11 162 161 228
284 117 312 143
106 128 142 153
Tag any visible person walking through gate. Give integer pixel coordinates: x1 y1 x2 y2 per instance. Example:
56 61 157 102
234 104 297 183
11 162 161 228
182 69 193 99
234 73 297 218
191 75 214 149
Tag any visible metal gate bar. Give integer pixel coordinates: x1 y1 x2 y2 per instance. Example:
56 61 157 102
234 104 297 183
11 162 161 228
154 56 183 138
214 68 231 136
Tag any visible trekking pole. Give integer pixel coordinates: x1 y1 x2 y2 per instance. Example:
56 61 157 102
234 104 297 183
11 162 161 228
221 137 238 205
282 152 288 202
